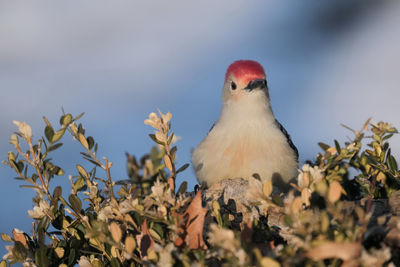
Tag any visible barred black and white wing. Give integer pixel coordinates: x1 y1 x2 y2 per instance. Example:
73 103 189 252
275 119 299 161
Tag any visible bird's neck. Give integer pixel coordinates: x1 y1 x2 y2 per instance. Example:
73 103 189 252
219 96 275 127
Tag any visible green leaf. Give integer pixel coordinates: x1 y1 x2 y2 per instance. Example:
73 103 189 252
383 133 394 141
7 151 16 163
318 142 330 151
388 155 398 172
42 116 52 127
68 248 76 266
170 146 177 161
167 132 175 145
76 164 89 179
20 185 40 190
152 223 164 239
110 258 121 267
69 194 82 213
252 173 261 181
149 134 164 145
78 133 89 150
83 157 102 167
176 163 189 174
177 181 187 195
59 196 69 208
340 123 355 133
48 142 63 152
52 128 66 143
272 194 283 207
87 136 95 150
35 247 49 267
62 114 72 125
16 161 24 173
284 215 293 227
116 186 128 197
53 186 62 199
1 233 12 242
37 216 50 232
334 140 341 154
74 177 85 192
44 126 54 142
57 167 65 176
74 112 85 121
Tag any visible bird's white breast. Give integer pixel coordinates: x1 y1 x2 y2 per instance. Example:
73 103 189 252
192 95 298 186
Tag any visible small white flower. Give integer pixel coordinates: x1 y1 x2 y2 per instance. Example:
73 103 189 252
28 200 50 220
97 206 114 222
10 134 19 146
144 112 162 130
157 206 167 218
236 249 248 266
347 142 357 151
297 164 324 189
360 246 392 266
3 245 16 261
78 256 93 267
119 197 139 213
246 177 264 201
175 194 190 208
151 179 165 200
155 131 167 143
13 120 32 140
89 185 98 199
208 224 237 252
159 110 172 125
246 177 273 215
13 228 24 234
154 243 175 267
22 259 37 267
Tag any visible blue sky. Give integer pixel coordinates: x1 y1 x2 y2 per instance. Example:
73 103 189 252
1 1 400 258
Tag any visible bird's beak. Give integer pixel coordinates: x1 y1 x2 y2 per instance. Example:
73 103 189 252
244 79 267 91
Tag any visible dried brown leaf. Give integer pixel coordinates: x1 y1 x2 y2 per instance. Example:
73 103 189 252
328 181 342 203
260 257 281 267
240 221 253 244
301 188 311 206
125 235 136 254
306 242 361 261
12 229 27 248
290 197 302 214
110 222 122 243
136 220 154 258
175 190 208 249
163 154 173 172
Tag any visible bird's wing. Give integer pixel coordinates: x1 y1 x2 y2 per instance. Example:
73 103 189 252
208 123 215 133
275 119 299 161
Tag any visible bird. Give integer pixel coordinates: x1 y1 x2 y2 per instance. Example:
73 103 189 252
192 60 298 187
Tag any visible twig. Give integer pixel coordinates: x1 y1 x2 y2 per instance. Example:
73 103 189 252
104 158 116 201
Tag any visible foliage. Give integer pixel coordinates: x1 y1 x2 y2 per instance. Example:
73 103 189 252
1 111 399 266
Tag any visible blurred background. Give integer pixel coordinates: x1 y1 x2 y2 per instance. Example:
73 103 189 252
1 0 400 257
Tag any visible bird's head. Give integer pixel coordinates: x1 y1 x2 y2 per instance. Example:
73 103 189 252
222 60 269 104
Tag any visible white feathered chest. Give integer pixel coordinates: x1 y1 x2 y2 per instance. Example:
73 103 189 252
192 94 298 186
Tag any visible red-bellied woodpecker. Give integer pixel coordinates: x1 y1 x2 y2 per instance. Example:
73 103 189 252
192 60 298 187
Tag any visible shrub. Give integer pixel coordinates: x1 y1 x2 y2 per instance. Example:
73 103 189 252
1 111 399 266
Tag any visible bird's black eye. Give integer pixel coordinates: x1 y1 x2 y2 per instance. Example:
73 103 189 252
230 81 237 90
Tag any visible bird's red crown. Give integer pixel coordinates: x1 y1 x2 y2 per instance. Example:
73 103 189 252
225 60 266 85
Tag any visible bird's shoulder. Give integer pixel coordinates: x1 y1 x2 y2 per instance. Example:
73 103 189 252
274 119 299 161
